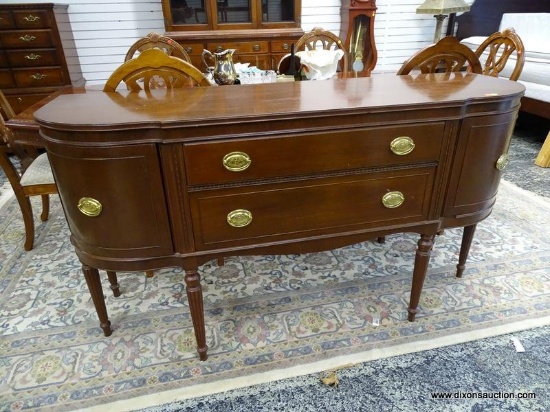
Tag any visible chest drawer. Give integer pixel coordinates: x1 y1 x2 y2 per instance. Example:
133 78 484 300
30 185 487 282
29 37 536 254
206 41 270 54
180 42 205 56
190 167 436 249
0 30 56 48
13 67 66 87
184 122 445 186
7 49 60 67
0 11 15 29
5 92 50 115
0 69 15 88
13 9 52 29
271 40 293 53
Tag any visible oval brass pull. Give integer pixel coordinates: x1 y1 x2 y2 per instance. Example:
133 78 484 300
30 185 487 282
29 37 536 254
77 197 102 217
282 43 289 50
215 46 223 53
227 209 253 227
496 154 509 170
24 15 40 22
19 35 36 42
253 44 261 51
382 191 405 208
31 73 46 80
184 46 193 53
390 136 415 156
223 151 251 172
25 53 41 60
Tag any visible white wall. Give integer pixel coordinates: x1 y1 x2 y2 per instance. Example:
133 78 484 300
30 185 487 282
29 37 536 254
4 0 475 85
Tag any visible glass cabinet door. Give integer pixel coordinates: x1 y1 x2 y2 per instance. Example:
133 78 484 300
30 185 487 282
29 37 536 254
217 0 251 24
262 0 295 23
170 0 208 25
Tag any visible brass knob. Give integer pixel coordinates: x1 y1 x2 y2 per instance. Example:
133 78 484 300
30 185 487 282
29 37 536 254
19 35 36 42
382 191 405 208
77 197 102 217
227 209 253 227
223 152 251 172
496 154 509 170
253 44 261 51
390 136 415 156
282 43 290 50
184 47 193 53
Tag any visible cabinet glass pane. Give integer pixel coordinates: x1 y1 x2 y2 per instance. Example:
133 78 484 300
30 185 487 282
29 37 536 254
262 0 295 22
217 0 251 23
171 0 208 25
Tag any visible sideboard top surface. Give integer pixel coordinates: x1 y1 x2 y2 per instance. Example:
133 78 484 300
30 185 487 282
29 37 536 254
34 73 525 132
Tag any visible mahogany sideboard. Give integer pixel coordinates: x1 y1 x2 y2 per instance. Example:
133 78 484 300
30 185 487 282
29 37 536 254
33 73 525 361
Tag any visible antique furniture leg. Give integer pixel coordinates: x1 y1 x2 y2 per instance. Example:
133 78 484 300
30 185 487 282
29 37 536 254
82 264 113 336
39 194 50 221
145 270 155 278
106 270 121 297
456 224 477 278
185 268 208 361
407 234 435 321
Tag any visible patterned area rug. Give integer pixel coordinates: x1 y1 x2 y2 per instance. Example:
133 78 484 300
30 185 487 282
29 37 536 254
1 180 550 412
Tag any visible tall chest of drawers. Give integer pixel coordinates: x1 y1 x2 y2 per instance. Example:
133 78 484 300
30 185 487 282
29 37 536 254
0 3 83 116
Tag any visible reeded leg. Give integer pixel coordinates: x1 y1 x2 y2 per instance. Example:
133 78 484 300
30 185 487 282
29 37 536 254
185 269 208 361
408 234 435 322
82 264 113 336
40 195 50 221
106 271 121 297
456 224 477 278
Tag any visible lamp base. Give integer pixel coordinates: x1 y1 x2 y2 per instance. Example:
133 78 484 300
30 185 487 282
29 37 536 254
433 14 448 43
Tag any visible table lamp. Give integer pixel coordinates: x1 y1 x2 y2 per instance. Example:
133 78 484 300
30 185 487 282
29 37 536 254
416 0 471 43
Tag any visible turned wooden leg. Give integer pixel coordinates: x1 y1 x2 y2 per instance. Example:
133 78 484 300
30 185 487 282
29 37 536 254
456 224 477 278
106 271 121 297
408 234 435 322
185 268 208 361
82 264 113 337
377 236 386 244
217 257 225 266
40 194 50 222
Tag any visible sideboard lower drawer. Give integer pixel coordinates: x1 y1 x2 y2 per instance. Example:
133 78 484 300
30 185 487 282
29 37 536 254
190 167 436 249
13 67 65 87
184 122 445 186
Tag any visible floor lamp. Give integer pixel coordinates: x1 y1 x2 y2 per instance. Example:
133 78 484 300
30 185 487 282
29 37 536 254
416 0 471 43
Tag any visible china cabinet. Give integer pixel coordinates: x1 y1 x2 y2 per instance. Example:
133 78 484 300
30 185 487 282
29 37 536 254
161 0 304 70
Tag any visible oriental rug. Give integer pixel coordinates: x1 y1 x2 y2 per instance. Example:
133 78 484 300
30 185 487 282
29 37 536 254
0 179 549 412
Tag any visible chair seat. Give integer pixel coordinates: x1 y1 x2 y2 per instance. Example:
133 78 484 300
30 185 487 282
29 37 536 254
20 152 55 186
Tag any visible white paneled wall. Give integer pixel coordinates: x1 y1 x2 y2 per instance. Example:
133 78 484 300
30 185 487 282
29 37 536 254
3 0 474 85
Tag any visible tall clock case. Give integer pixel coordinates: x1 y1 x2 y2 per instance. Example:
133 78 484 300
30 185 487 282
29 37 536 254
161 0 304 71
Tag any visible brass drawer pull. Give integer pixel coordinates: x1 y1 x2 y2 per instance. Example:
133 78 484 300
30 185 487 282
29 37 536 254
24 15 40 22
282 43 290 51
227 209 253 227
390 136 415 155
253 44 261 52
19 35 36 42
496 154 509 170
78 197 102 217
215 46 224 53
223 151 251 172
184 46 193 53
382 191 405 208
31 73 46 80
25 53 41 60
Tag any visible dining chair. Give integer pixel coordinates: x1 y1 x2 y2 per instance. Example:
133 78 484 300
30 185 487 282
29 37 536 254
397 36 483 75
278 27 349 75
472 28 525 81
103 48 211 92
0 90 57 251
124 32 191 63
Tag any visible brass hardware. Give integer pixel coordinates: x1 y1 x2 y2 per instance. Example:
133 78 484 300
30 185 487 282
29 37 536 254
390 136 415 155
223 151 251 172
227 209 253 227
77 197 102 217
496 154 509 170
17 97 22 102
25 53 41 60
19 35 36 42
382 191 405 208
31 73 46 80
24 15 40 22
282 43 290 50
215 46 223 53
253 44 261 51
184 46 193 53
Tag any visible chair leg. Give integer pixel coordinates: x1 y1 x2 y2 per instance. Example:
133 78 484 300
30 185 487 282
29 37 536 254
40 194 50 221
145 270 155 278
106 270 121 297
15 195 35 251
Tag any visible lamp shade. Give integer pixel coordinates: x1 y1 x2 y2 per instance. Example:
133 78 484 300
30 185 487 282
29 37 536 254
416 0 471 14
